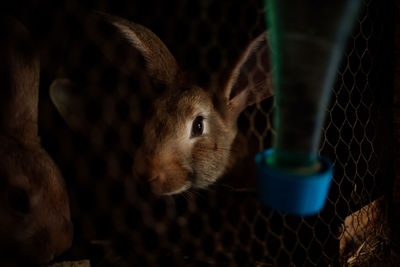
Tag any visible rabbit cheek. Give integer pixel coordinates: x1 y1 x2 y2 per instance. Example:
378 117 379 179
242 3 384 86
191 141 229 188
13 208 73 263
37 217 73 263
19 227 57 263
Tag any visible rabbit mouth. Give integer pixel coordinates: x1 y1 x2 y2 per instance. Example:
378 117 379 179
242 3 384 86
164 181 191 195
163 171 195 195
156 170 193 195
187 171 196 184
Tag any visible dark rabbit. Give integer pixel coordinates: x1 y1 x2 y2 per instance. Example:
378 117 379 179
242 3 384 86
51 12 273 195
0 18 73 264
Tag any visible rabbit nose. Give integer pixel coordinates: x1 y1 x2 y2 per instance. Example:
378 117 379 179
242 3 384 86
147 171 166 184
142 157 167 183
148 176 160 184
136 172 160 184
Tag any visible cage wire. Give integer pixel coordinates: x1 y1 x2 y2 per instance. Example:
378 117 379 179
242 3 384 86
2 0 396 266
393 0 400 265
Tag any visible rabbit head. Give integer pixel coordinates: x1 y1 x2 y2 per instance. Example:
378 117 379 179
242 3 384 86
0 18 72 263
50 12 273 195
96 14 273 195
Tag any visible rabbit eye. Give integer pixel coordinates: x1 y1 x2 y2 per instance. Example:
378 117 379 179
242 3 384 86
191 116 204 138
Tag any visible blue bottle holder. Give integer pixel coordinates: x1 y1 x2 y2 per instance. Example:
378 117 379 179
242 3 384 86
256 149 333 216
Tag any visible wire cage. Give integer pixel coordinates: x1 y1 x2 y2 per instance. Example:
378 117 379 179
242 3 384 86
2 0 398 266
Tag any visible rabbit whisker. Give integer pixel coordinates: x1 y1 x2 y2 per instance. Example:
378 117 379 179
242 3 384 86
182 190 197 201
188 188 208 201
190 191 202 201
180 192 189 201
217 183 257 193
195 146 240 153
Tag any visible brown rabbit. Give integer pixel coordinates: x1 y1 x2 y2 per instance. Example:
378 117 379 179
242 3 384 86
99 13 273 195
50 12 273 195
0 18 73 264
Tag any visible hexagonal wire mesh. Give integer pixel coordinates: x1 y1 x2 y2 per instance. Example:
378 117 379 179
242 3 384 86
5 0 395 266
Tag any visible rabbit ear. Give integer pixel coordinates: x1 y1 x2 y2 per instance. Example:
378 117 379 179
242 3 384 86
92 11 180 85
50 79 86 132
0 18 40 142
224 31 273 119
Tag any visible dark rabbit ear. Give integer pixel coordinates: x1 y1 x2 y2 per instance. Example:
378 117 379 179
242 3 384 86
50 78 86 132
0 18 40 142
91 11 180 86
224 31 273 119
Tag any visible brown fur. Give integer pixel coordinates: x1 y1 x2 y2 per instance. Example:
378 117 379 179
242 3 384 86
0 18 72 263
111 14 274 195
51 12 274 195
104 17 179 84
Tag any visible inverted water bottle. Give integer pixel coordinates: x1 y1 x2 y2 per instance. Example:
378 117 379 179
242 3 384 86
256 0 362 215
